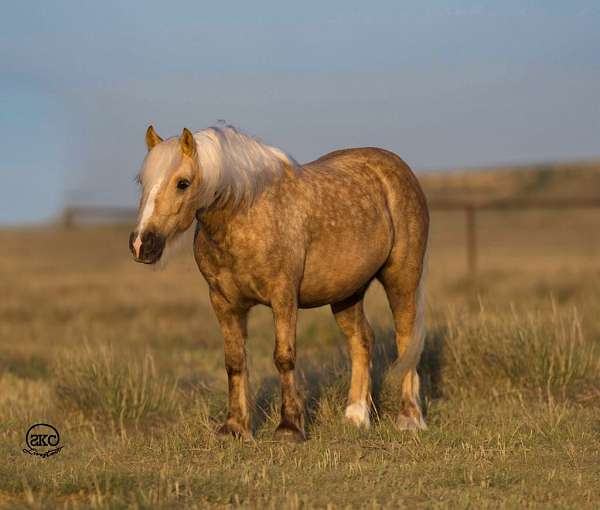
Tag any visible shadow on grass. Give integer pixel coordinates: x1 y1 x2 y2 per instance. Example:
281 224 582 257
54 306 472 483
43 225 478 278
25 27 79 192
253 375 280 432
2 353 49 380
251 326 447 434
419 326 446 403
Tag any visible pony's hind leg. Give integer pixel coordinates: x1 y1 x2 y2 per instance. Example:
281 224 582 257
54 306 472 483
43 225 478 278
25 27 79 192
379 272 427 430
332 291 373 428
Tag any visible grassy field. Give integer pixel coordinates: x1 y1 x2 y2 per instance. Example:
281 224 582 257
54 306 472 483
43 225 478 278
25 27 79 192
2 163 600 508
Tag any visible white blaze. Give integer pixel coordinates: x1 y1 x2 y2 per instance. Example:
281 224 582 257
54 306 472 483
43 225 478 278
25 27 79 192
133 236 142 258
134 177 163 257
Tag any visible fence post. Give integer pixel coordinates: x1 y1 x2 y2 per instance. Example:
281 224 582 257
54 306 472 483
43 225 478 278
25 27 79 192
62 208 74 229
465 206 477 280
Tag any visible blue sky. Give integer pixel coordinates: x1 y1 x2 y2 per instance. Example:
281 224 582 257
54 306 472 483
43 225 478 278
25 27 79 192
1 1 599 223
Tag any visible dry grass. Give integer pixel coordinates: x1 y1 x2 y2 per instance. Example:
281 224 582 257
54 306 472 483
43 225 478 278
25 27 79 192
421 159 600 202
2 165 600 508
54 346 179 425
438 306 598 399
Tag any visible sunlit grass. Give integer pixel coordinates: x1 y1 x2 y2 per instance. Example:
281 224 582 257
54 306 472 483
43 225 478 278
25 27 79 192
440 305 598 400
54 345 180 426
1 214 600 508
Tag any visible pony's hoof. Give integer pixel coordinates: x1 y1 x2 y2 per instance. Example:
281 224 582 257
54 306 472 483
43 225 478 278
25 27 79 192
397 413 427 431
217 420 252 440
273 421 306 443
345 401 371 428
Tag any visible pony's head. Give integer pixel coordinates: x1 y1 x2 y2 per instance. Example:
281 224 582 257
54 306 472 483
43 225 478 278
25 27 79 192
130 123 295 264
129 126 200 264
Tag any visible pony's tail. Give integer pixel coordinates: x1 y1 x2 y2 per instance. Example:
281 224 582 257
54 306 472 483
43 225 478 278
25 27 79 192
397 251 427 378
395 249 428 430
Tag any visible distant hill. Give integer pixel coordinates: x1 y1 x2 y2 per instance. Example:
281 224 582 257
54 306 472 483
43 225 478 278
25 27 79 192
420 160 600 203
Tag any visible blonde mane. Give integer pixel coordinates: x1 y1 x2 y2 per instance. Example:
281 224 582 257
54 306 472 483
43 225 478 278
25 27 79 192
194 126 297 208
138 125 297 209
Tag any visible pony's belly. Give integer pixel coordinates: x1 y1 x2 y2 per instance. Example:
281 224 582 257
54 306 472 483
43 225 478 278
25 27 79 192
298 242 389 307
298 284 370 308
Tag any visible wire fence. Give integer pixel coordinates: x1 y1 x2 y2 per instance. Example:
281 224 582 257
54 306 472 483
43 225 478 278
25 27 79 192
62 198 600 280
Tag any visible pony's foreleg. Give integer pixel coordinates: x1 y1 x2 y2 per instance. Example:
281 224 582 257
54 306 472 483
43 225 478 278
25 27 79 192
210 291 252 439
271 288 305 442
331 292 373 428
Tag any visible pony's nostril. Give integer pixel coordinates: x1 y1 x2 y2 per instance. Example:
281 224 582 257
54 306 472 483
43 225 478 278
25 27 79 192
144 231 156 250
134 230 165 263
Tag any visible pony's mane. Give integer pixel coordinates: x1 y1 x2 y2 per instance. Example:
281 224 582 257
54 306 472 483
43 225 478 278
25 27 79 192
138 125 297 209
193 126 297 207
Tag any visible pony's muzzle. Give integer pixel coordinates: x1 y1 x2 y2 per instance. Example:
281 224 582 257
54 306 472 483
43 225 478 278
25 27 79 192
129 230 165 264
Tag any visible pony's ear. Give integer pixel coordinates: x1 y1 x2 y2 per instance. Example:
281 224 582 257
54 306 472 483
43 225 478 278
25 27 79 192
145 125 163 151
180 128 197 158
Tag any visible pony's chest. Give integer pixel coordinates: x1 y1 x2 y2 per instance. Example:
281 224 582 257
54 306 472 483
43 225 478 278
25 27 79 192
193 225 233 277
193 224 281 304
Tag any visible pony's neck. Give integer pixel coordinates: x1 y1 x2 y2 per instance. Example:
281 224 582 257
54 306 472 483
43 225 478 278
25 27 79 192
195 195 239 235
194 160 298 237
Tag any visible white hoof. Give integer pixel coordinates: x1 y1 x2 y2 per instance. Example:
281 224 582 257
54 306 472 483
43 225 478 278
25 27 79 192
345 401 370 428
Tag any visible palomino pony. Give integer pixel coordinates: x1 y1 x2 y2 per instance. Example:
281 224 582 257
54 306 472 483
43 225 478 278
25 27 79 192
129 125 429 441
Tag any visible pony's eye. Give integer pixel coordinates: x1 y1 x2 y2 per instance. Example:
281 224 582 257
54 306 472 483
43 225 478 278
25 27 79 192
177 179 190 190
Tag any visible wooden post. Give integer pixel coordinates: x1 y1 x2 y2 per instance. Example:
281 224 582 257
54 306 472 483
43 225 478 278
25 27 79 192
62 208 74 229
465 206 477 280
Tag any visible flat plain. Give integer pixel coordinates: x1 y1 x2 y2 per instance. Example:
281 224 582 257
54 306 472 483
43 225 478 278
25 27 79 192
1 161 600 508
